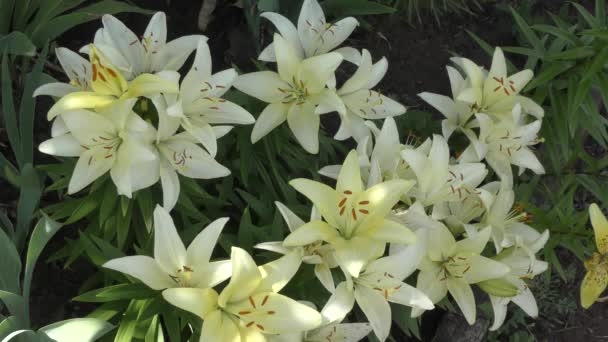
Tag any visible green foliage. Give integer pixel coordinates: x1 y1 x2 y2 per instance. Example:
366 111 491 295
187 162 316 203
380 0 486 25
0 0 152 55
0 215 114 342
470 0 608 279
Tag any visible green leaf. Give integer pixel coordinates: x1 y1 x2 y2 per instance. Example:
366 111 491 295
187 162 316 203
65 192 101 225
19 44 47 166
571 1 599 28
0 228 21 294
0 291 26 327
16 164 42 249
0 0 15 34
39 318 114 342
114 299 148 342
0 31 36 56
136 190 154 232
582 46 608 82
99 184 118 226
510 6 544 55
1 53 20 162
22 215 63 326
74 284 157 303
30 0 153 47
322 0 396 17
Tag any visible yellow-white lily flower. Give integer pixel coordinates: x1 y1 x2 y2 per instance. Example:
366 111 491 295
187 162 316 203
460 104 545 185
319 118 429 188
85 12 205 80
418 64 476 139
267 302 372 342
581 204 608 308
284 150 416 278
104 205 231 289
255 202 339 292
433 182 494 233
401 134 487 207
151 93 231 211
39 99 159 197
34 47 92 98
487 229 549 331
258 0 359 62
455 47 543 119
411 215 510 325
321 232 433 341
479 183 536 253
333 49 407 143
303 322 371 342
234 34 343 154
160 39 255 157
162 247 322 341
46 45 178 120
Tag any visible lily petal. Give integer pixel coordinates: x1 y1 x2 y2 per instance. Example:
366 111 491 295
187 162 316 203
162 287 219 319
287 101 320 154
233 71 288 103
354 285 391 342
187 217 229 266
103 255 175 290
226 292 322 334
219 247 262 306
153 206 187 276
590 203 608 254
321 281 355 323
283 220 339 247
447 278 477 325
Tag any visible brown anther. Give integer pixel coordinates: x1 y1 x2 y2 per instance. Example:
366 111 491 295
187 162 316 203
249 296 256 308
261 295 269 306
344 190 352 195
359 209 369 214
246 322 255 327
338 198 347 207
339 207 346 216
238 311 251 315
359 200 369 205
267 311 275 315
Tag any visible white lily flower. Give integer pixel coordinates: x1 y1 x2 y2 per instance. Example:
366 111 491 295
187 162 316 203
258 0 359 62
455 47 543 119
85 12 205 80
303 322 372 342
160 39 255 157
321 232 433 341
333 49 406 143
234 34 344 154
411 215 510 325
283 150 416 278
39 99 159 197
418 65 475 139
162 247 322 341
34 47 92 98
46 45 179 120
479 184 536 253
267 302 372 342
151 93 232 211
487 229 549 331
433 184 494 233
401 134 487 207
460 104 544 185
255 202 339 292
319 117 429 189
104 205 231 289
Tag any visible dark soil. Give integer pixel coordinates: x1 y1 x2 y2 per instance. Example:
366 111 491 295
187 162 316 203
3 0 603 340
